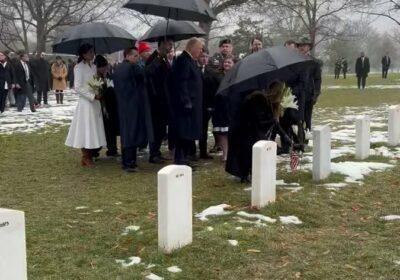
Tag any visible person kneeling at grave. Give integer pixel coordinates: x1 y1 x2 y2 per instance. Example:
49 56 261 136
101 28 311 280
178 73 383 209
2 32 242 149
226 81 290 182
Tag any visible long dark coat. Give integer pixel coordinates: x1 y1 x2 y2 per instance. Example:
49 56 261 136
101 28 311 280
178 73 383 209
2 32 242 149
304 56 322 103
201 65 220 110
30 57 50 92
113 60 153 148
145 55 173 138
355 56 370 78
101 74 120 136
226 92 277 180
171 51 203 140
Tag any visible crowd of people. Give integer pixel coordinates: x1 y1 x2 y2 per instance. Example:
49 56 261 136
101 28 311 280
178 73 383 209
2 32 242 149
61 35 322 182
0 50 76 114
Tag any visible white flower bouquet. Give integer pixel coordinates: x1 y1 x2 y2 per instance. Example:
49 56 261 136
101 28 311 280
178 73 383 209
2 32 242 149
280 84 298 110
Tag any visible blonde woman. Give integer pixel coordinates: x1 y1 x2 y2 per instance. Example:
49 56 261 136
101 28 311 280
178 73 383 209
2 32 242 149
51 56 68 104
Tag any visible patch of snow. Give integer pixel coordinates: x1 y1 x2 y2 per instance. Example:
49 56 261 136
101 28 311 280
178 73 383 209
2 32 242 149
280 216 303 225
331 161 394 183
237 211 276 223
206 226 214 231
75 206 88 210
195 204 232 221
93 209 103 213
228 240 239 246
116 256 141 267
146 273 164 280
235 227 243 231
167 266 182 273
323 183 348 188
380 215 400 221
121 225 141 236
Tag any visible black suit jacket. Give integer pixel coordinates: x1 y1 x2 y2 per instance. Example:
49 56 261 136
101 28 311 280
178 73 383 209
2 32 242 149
0 62 14 90
382 56 391 69
14 60 35 89
355 57 370 77
200 65 219 110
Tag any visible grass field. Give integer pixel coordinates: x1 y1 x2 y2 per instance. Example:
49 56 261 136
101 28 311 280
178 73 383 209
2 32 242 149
1 73 400 279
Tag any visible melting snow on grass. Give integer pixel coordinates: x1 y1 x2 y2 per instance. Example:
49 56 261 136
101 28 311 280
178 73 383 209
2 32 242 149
195 204 232 221
279 216 303 225
145 273 163 280
167 266 182 273
380 215 400 221
330 162 394 183
115 256 141 267
228 240 239 246
237 211 276 223
121 225 140 236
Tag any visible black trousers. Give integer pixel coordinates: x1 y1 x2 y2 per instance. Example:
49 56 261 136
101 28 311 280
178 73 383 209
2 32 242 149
382 69 389 79
199 110 213 156
343 72 347 79
122 146 137 169
357 76 367 89
37 87 48 104
149 122 167 160
103 118 118 156
304 100 314 131
174 139 193 165
0 88 7 113
16 84 35 112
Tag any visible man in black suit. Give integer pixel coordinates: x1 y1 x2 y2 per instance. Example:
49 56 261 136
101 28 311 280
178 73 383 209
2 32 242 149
355 52 370 90
30 52 50 106
145 38 174 164
0 51 14 113
198 49 219 159
171 38 204 165
14 51 36 112
382 53 391 79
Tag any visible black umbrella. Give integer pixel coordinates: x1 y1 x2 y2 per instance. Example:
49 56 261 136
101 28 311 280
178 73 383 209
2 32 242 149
141 20 206 42
217 46 312 95
123 0 216 22
52 22 137 55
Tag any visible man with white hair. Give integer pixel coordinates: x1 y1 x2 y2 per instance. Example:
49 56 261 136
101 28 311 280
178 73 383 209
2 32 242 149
171 37 204 165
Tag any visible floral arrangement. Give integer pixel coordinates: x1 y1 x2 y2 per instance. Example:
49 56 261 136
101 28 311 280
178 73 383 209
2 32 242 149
280 84 298 110
87 76 104 97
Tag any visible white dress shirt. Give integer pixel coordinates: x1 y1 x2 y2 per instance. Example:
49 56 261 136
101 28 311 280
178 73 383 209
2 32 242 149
0 61 8 90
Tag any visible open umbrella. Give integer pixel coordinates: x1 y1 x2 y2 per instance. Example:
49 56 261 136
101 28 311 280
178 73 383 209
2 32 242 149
123 0 216 22
52 22 137 55
217 46 312 95
141 20 206 42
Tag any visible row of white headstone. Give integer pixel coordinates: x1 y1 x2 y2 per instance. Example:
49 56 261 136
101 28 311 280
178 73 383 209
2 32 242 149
2 105 400 276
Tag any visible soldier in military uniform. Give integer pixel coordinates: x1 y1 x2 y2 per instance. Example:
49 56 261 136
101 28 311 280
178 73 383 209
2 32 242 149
334 58 342 79
297 35 322 133
209 38 236 71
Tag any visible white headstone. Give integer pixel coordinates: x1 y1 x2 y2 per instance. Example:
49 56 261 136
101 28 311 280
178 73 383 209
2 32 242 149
158 165 192 253
0 209 27 280
355 115 370 160
251 141 277 208
388 105 400 146
313 125 331 180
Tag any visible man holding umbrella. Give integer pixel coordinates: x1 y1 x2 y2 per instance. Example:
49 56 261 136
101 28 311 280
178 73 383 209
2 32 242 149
146 38 174 164
297 35 322 134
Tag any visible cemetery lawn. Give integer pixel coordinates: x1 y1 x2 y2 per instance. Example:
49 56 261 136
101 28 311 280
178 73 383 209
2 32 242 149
1 73 400 279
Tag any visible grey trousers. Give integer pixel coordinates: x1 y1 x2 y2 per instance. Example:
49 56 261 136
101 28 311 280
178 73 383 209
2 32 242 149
16 83 35 112
7 89 16 106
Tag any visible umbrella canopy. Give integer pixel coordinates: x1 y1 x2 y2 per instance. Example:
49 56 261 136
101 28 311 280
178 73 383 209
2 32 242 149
141 20 206 42
52 22 137 55
217 46 312 95
123 0 216 22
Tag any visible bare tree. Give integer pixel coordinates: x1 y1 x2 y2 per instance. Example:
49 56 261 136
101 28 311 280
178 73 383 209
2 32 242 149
255 0 366 51
362 0 400 25
0 0 123 53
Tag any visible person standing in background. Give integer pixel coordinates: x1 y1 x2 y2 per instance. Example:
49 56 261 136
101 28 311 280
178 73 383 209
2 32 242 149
31 52 50 106
67 59 76 89
51 56 68 104
0 51 14 114
355 52 370 90
381 53 391 79
342 58 348 79
14 51 36 112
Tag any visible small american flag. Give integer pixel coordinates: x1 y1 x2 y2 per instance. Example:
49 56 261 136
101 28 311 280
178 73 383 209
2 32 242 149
290 150 300 171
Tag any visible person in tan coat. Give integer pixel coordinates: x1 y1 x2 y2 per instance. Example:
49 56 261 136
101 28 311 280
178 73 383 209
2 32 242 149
51 56 67 104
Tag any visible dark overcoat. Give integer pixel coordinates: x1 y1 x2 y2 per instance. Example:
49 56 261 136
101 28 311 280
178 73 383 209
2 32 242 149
30 57 50 92
171 51 203 140
355 57 370 78
113 60 153 148
145 55 173 136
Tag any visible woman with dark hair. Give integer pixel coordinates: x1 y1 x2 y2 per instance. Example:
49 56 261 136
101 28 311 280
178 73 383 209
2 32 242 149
250 37 263 54
94 55 119 157
65 44 106 167
51 56 67 104
226 81 284 182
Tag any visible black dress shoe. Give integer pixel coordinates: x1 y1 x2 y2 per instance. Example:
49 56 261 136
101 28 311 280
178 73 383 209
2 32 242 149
149 157 165 164
200 154 213 159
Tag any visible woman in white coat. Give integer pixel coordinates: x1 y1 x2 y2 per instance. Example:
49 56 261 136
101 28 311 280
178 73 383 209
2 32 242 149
65 44 106 167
